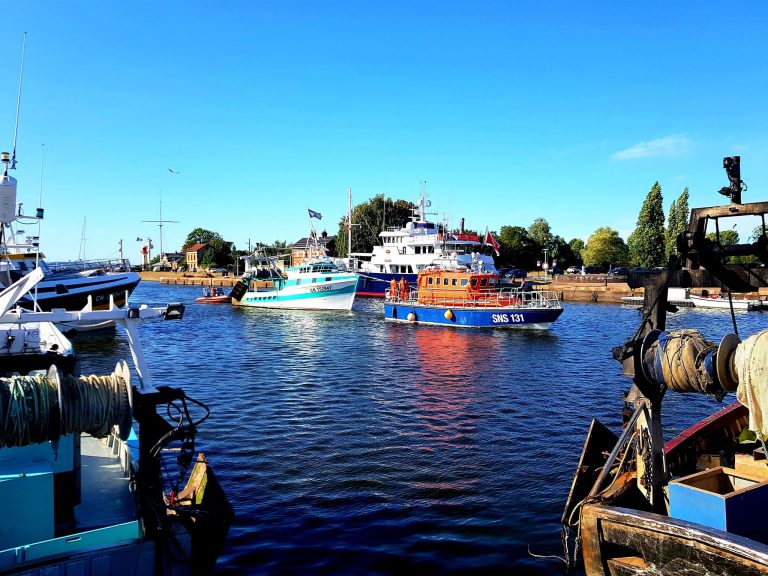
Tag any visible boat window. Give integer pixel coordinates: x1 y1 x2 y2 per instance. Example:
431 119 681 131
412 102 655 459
326 277 332 281
460 279 468 287
443 278 449 286
480 278 487 287
296 279 302 285
489 278 497 286
312 278 317 283
452 278 458 286
406 266 413 273
471 278 478 287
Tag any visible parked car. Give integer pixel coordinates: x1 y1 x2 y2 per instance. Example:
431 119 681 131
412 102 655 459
629 266 649 273
565 266 580 274
584 265 606 274
550 266 564 275
609 267 629 276
498 267 528 279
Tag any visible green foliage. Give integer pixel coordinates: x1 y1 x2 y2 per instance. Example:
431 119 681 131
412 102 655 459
335 195 413 256
497 225 540 269
629 182 665 268
569 238 585 264
706 229 739 246
665 187 690 261
706 229 742 264
582 227 628 268
182 227 233 268
551 235 574 266
665 200 678 260
527 218 553 249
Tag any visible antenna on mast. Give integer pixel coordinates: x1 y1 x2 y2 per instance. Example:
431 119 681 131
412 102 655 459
142 191 179 266
11 32 27 170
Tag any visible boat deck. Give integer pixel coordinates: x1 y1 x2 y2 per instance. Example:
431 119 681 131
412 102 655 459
75 435 137 530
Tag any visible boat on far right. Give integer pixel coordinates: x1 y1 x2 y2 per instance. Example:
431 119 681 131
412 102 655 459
688 292 764 310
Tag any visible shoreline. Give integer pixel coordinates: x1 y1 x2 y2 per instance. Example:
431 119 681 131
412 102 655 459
138 272 768 305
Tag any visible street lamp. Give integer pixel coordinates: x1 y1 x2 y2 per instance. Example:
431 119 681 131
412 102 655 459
542 248 549 281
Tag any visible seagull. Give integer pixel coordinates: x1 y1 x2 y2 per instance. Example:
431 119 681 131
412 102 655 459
168 168 180 175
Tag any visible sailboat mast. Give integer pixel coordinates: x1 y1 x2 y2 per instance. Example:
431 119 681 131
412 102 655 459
347 187 352 259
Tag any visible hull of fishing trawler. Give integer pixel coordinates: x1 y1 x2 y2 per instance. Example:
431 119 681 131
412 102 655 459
232 276 358 311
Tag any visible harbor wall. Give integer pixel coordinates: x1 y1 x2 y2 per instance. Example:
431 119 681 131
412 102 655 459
139 272 768 305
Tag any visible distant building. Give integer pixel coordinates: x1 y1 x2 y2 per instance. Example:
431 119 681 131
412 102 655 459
162 252 184 271
290 231 335 266
185 243 209 272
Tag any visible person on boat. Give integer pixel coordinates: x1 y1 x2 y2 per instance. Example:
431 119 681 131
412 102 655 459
399 278 409 301
390 278 397 301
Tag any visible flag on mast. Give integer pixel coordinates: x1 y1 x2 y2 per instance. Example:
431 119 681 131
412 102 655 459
308 209 322 220
484 228 500 256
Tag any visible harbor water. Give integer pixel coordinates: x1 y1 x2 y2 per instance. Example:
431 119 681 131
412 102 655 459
75 282 768 575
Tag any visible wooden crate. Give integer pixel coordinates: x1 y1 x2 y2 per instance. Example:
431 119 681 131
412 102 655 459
669 466 768 542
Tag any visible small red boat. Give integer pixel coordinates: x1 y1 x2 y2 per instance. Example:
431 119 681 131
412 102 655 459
195 287 230 304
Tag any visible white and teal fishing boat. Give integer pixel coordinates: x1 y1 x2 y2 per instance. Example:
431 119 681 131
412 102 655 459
231 252 358 311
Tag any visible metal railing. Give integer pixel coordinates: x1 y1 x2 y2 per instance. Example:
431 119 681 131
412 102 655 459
46 258 132 274
385 287 562 309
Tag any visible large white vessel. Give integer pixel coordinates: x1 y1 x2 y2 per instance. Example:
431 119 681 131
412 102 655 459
350 194 497 297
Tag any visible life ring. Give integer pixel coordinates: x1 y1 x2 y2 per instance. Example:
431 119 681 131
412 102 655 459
386 249 391 254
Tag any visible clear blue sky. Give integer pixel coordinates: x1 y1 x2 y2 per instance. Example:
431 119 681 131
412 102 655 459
3 1 767 262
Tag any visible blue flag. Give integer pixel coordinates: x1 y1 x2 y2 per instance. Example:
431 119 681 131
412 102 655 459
308 209 322 220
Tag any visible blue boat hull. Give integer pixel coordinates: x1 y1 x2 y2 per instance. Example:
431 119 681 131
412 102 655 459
356 273 417 297
383 303 563 329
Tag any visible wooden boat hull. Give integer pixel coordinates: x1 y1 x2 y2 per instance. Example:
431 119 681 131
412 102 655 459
383 302 563 329
577 403 768 575
581 503 768 575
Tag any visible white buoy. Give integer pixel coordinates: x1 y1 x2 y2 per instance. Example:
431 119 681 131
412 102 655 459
407 312 416 322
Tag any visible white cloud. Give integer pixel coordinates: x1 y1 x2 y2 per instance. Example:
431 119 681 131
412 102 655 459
612 135 692 161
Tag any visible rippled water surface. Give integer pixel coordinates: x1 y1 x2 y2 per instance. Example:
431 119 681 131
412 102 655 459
74 283 768 575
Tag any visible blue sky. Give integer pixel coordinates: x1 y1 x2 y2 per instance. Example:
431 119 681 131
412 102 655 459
2 1 767 262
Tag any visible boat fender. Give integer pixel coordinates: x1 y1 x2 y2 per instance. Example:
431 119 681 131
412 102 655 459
407 312 416 322
444 310 453 320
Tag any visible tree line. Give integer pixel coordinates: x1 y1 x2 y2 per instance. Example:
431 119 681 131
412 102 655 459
333 184 694 271
165 181 765 272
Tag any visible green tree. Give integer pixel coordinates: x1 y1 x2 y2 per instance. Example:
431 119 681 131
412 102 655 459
629 182 665 268
497 225 540 269
665 187 690 261
665 199 678 260
527 218 554 251
705 229 740 264
569 238 585 264
551 235 574 267
582 227 629 268
182 228 233 269
335 195 413 257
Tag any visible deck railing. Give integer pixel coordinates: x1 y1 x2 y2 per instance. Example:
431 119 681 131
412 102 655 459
46 258 132 274
385 287 562 309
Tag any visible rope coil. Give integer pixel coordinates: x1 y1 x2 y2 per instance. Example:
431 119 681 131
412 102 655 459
0 362 132 448
642 329 720 396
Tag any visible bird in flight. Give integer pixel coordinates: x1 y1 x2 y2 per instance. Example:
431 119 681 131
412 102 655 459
168 168 180 175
